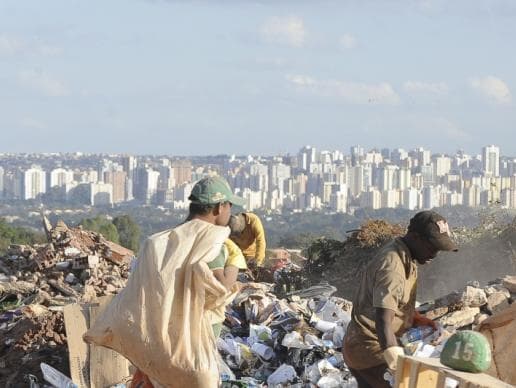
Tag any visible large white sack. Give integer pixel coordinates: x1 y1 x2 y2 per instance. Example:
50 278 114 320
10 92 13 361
84 219 230 388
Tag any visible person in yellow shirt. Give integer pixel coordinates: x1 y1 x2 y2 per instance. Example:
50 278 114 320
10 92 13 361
228 212 266 268
207 238 247 337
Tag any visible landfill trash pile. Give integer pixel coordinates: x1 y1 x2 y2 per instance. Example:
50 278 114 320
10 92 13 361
217 281 357 387
0 217 133 387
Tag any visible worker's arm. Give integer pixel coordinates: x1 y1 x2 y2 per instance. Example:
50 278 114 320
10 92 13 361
251 215 266 265
375 307 397 350
413 310 437 329
372 263 406 371
376 307 404 370
212 265 239 290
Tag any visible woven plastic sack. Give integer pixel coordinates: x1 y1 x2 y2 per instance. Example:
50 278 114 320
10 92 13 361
84 220 230 388
478 303 516 385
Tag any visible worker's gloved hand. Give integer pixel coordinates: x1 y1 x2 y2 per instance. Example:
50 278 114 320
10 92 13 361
413 310 437 330
383 346 404 371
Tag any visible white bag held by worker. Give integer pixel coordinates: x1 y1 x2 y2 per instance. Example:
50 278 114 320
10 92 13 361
83 220 230 388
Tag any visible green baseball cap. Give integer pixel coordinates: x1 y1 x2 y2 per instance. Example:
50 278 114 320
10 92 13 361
189 176 246 207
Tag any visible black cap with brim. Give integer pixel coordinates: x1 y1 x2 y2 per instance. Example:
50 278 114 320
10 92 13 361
409 210 459 252
428 233 458 252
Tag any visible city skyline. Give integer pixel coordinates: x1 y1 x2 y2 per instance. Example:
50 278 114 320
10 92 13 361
2 144 516 214
0 1 515 155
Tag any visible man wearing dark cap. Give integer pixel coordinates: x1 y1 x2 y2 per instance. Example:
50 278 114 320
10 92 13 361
343 211 458 388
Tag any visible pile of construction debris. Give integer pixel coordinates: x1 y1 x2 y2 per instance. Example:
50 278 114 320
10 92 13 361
0 218 133 387
420 277 516 330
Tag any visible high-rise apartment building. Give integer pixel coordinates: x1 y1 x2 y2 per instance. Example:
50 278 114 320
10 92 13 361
402 188 419 210
330 190 348 213
88 182 113 206
482 145 500 177
434 155 452 178
104 171 127 203
22 166 46 200
171 160 192 186
49 168 74 188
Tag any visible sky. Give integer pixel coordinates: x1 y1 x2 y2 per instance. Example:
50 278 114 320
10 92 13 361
0 0 515 156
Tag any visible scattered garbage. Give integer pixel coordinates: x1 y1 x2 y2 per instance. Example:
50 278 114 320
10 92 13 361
217 280 355 386
40 362 77 388
1 217 515 387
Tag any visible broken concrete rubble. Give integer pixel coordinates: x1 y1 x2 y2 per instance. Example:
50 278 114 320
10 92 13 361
0 217 133 386
502 275 516 293
438 306 480 328
486 292 510 314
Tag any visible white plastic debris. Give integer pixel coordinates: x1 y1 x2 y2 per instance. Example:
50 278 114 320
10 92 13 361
65 273 76 284
282 331 310 349
251 342 274 360
332 325 346 348
304 333 324 347
248 324 272 345
267 364 297 385
40 362 77 388
311 315 337 332
326 353 344 368
64 247 81 257
317 373 344 388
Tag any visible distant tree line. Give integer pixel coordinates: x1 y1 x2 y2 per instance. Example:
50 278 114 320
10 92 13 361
79 215 142 252
0 218 46 254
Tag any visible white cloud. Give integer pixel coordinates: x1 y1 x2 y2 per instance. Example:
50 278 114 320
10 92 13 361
470 75 512 104
18 70 70 97
260 16 306 48
403 81 449 94
286 74 400 105
0 34 24 56
0 34 62 58
19 117 47 130
339 34 357 49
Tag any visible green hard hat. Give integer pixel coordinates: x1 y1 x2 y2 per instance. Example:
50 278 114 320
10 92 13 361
440 330 491 373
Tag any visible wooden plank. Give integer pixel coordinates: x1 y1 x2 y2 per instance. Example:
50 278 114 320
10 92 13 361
436 372 446 388
401 356 513 388
88 296 131 388
417 366 440 388
396 357 414 388
63 303 90 388
408 360 420 388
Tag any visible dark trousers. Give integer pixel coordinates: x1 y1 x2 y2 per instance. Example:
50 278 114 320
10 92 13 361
349 363 391 388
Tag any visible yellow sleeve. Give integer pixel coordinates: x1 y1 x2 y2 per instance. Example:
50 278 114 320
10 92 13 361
224 239 247 270
249 213 266 265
